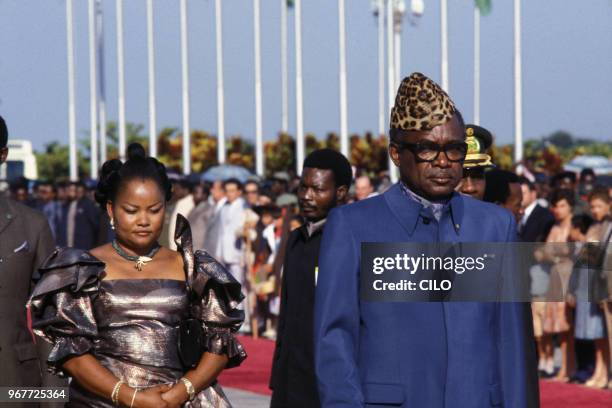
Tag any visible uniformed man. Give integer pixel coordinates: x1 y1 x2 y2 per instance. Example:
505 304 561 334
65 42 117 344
457 124 494 200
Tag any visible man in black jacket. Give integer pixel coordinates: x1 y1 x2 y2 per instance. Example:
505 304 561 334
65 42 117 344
518 177 554 242
270 149 352 408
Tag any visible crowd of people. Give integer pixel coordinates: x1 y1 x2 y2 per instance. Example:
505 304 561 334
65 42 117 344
1 72 611 407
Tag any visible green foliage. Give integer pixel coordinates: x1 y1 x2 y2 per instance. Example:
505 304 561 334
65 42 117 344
33 123 611 180
475 0 492 15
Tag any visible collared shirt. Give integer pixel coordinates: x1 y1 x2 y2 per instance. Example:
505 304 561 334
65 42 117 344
520 200 538 228
305 218 327 239
399 182 450 221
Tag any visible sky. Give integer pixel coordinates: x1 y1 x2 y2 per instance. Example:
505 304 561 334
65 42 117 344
0 0 611 152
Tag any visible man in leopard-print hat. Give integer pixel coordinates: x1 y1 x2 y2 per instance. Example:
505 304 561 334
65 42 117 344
314 73 539 407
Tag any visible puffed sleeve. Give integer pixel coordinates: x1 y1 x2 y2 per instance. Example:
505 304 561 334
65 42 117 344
191 250 247 368
27 247 104 376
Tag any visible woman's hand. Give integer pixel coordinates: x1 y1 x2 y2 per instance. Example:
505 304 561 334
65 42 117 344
160 383 189 408
566 294 576 308
132 384 172 408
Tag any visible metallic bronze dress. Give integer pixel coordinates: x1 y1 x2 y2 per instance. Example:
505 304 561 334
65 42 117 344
28 220 247 407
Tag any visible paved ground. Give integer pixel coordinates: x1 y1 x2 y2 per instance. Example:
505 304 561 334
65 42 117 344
224 387 270 408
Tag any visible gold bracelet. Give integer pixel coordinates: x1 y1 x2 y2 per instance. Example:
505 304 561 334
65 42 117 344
180 377 196 401
111 380 125 406
130 389 139 408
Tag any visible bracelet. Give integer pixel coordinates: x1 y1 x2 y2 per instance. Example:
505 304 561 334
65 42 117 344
130 388 139 408
111 380 125 406
180 377 196 401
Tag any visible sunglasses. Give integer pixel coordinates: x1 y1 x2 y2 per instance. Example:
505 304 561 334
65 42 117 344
395 140 468 163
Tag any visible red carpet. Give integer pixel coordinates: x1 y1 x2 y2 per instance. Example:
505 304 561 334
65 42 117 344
220 336 612 406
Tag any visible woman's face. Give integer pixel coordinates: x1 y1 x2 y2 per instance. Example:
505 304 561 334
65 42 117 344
589 198 610 222
552 199 572 222
107 178 165 250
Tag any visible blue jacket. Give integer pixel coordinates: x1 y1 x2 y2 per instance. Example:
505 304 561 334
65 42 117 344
314 184 537 408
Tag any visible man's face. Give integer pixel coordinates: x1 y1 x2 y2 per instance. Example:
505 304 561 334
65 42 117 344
298 167 345 222
520 184 537 209
390 115 465 201
13 187 28 202
67 184 78 201
589 198 610 223
244 182 259 206
457 167 486 200
224 183 241 203
0 147 7 165
192 185 206 205
504 182 523 222
38 185 54 203
210 181 225 202
354 177 374 201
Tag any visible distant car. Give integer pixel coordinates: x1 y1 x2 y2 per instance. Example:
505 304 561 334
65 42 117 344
0 139 38 182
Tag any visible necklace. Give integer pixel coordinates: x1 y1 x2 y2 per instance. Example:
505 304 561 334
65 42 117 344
112 240 161 271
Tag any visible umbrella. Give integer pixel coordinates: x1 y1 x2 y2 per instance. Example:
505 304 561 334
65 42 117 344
564 155 612 175
200 164 255 183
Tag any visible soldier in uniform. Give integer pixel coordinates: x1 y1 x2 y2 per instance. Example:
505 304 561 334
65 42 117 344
457 124 494 200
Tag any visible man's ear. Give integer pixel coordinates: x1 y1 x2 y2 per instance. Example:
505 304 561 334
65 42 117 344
389 142 401 168
0 147 8 165
336 185 349 204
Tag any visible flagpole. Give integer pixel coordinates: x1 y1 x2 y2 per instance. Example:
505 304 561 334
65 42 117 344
215 0 226 164
514 0 523 163
377 0 385 136
146 0 158 158
338 0 348 158
295 0 305 174
115 0 126 161
88 0 99 179
180 0 191 174
473 5 480 125
440 0 449 92
393 1 405 90
281 0 288 133
96 0 107 164
66 0 78 181
254 0 264 176
387 0 397 183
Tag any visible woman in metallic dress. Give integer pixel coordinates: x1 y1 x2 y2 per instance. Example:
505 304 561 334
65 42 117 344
28 143 246 407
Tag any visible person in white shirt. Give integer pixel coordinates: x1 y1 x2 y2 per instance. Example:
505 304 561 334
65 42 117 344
167 179 195 250
217 179 250 332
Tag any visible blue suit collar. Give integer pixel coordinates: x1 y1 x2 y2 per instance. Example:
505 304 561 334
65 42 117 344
383 183 464 236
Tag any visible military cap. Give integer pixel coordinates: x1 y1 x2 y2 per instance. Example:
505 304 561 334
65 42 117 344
463 124 494 169
390 72 456 131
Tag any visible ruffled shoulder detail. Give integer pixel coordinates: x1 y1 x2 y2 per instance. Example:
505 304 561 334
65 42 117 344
27 247 104 376
193 250 244 308
29 247 105 301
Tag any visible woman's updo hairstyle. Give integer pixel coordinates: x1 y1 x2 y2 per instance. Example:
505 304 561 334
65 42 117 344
95 142 173 208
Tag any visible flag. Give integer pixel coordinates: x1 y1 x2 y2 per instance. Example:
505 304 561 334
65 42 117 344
475 0 491 15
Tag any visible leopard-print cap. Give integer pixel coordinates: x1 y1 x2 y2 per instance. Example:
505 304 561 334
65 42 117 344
390 72 456 131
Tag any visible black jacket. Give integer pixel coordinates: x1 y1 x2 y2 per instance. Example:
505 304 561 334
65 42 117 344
270 223 323 408
520 204 555 243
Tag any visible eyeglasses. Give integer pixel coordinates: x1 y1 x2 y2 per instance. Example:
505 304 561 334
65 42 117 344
245 190 258 195
395 140 468 163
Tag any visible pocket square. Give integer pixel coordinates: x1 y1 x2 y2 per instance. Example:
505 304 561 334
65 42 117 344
13 240 30 253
